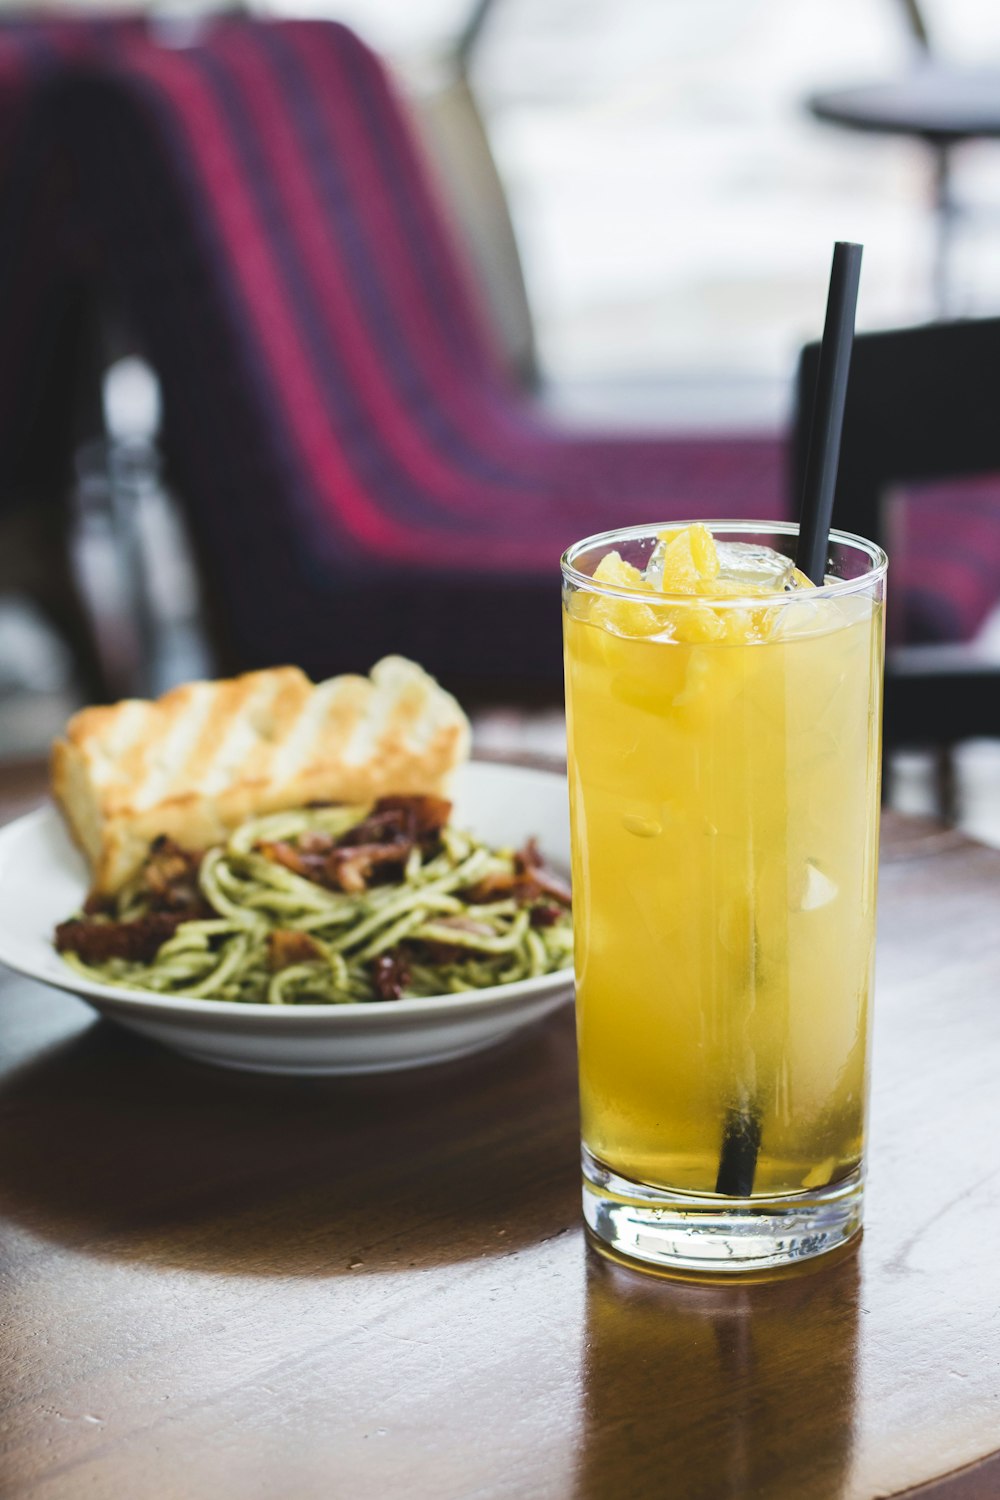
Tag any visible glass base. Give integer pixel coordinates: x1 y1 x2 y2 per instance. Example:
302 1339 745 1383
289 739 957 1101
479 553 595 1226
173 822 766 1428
582 1147 863 1277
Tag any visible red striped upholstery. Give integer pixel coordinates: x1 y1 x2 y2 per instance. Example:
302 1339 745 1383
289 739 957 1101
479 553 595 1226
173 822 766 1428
31 19 783 684
2 17 998 683
887 476 1000 644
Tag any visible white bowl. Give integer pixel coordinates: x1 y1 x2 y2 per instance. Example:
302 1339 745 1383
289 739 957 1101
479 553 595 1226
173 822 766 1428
0 762 574 1074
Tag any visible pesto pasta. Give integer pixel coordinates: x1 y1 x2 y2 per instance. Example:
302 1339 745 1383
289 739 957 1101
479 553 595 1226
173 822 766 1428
56 801 573 1006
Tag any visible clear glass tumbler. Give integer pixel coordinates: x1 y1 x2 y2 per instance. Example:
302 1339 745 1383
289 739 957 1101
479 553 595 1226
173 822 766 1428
562 521 886 1274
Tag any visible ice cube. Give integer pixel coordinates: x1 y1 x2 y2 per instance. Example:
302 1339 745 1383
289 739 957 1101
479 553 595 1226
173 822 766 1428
643 539 667 590
830 592 875 629
756 854 838 917
769 596 823 639
715 541 796 591
798 861 838 912
801 1156 838 1189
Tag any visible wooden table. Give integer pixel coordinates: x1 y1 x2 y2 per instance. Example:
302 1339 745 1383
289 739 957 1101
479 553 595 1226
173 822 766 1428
2 763 999 1499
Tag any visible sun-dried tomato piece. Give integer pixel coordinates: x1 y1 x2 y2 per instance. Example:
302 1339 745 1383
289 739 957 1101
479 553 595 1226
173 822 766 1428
339 796 451 852
324 843 411 893
259 840 329 884
463 870 542 906
140 836 206 913
267 930 323 971
370 949 412 1000
529 903 565 928
297 830 337 856
374 795 452 838
55 912 189 964
515 841 572 906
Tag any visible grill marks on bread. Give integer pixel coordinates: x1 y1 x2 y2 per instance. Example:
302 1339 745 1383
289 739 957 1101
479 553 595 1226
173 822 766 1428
52 658 470 895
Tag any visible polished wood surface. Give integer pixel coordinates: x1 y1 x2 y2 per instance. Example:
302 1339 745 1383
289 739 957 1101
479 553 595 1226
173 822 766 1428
1 764 999 1500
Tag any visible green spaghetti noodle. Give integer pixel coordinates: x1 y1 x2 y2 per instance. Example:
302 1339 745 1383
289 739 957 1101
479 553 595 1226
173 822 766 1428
57 803 573 1006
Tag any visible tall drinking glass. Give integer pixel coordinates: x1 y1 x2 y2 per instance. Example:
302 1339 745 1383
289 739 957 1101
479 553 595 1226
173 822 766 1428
562 522 886 1274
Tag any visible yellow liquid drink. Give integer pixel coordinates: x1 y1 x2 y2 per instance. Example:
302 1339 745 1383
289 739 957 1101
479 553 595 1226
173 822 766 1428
562 522 885 1274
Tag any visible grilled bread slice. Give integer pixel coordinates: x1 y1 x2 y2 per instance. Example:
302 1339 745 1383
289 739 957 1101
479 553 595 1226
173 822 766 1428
52 656 471 894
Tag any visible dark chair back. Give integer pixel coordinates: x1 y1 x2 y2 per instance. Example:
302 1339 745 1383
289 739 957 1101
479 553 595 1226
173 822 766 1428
794 319 1000 746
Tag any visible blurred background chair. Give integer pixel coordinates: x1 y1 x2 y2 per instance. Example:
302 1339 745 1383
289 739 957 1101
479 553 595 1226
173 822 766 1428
0 18 147 704
28 17 783 699
806 0 1000 311
794 316 1000 816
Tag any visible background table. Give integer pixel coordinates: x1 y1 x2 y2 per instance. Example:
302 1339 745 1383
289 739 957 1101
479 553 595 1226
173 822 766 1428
1 762 999 1500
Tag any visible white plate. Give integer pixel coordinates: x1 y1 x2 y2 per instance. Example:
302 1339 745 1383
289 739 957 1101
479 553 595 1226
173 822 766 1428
0 762 574 1074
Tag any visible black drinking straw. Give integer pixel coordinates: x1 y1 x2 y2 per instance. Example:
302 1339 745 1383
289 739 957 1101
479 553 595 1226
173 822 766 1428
715 242 863 1200
796 241 864 584
715 1104 761 1199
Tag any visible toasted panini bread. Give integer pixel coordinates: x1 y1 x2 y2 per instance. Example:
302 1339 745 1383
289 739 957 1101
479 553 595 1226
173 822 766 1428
52 657 471 894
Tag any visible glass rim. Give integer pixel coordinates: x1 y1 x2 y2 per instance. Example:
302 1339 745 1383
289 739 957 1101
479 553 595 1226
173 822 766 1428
560 519 887 608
